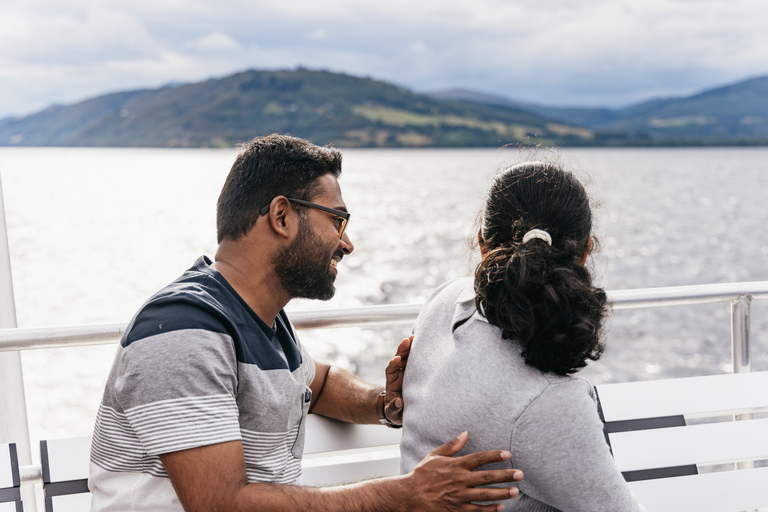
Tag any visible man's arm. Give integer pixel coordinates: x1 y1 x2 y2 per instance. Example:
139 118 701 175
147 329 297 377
160 431 522 512
309 336 411 425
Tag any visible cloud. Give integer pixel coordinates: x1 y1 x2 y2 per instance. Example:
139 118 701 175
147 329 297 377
1 0 768 117
0 7 157 65
307 29 328 41
185 32 241 51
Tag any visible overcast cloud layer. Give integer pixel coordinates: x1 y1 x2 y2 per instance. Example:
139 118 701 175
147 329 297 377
1 0 767 118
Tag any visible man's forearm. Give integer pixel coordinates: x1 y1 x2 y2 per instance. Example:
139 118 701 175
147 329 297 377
309 337 410 426
162 440 403 512
310 365 381 424
162 434 522 512
227 475 404 512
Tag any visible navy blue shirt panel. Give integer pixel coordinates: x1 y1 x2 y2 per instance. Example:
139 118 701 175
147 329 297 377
122 256 302 372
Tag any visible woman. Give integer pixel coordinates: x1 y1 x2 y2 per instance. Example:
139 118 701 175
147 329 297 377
400 161 645 511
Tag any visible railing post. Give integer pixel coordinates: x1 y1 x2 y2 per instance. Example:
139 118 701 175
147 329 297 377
730 294 752 374
730 294 753 471
0 171 36 509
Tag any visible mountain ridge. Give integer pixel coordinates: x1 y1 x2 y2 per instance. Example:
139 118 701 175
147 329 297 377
428 76 768 143
1 69 766 147
0 68 596 148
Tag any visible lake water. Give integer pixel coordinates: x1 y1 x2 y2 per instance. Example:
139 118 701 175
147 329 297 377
1 146 768 443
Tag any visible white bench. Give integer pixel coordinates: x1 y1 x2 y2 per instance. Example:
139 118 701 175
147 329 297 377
595 371 768 512
33 414 402 512
40 436 92 512
0 443 22 512
301 414 402 485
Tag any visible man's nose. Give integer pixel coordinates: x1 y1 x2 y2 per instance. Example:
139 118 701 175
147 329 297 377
339 232 354 255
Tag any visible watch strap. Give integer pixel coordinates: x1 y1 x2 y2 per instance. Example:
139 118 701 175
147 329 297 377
377 390 402 429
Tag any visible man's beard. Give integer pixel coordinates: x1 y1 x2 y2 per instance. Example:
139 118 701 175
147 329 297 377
274 219 338 301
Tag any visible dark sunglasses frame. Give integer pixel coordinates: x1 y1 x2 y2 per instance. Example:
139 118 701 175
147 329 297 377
259 197 350 238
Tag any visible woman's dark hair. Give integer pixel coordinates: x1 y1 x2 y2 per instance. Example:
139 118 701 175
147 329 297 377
474 161 607 375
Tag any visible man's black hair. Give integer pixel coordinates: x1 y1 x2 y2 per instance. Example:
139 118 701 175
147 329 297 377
216 134 342 243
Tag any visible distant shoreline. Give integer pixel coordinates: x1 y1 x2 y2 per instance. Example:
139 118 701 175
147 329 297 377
2 68 766 148
3 139 768 149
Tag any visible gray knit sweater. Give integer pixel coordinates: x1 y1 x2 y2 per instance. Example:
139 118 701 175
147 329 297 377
400 278 645 512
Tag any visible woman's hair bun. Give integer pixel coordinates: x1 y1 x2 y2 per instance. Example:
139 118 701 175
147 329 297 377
474 160 607 375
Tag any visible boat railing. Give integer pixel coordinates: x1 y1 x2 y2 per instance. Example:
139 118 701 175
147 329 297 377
2 281 767 357
1 282 768 506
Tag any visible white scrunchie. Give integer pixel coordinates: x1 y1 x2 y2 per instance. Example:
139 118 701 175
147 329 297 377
522 229 552 246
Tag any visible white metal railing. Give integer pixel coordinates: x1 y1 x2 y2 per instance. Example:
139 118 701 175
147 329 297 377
1 282 767 490
2 283 767 407
0 304 425 352
2 282 767 359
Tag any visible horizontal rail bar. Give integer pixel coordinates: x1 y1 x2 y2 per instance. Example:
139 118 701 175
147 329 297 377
608 281 768 310
2 281 767 352
19 463 42 485
0 304 424 351
288 303 423 330
0 323 127 351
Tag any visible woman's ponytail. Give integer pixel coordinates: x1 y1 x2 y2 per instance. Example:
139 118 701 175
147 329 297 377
474 162 608 375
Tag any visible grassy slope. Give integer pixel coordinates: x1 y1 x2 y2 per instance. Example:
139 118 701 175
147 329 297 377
529 76 768 143
0 69 593 148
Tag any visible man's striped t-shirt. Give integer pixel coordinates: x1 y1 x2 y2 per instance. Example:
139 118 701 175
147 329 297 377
89 256 316 511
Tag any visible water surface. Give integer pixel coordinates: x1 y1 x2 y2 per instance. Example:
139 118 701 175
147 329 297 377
1 146 767 441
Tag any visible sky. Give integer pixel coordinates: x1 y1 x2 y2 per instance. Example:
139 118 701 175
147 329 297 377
1 0 768 119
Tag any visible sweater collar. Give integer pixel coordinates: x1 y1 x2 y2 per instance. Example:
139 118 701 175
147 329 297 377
451 278 488 331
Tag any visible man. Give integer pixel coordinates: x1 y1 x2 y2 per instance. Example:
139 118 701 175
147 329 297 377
90 134 523 511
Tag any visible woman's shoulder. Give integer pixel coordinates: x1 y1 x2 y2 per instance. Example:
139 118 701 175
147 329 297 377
536 373 597 405
417 277 476 322
425 277 475 306
513 374 601 437
424 277 474 305
413 277 476 339
543 372 594 389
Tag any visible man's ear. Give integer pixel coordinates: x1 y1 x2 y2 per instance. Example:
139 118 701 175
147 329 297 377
267 196 293 238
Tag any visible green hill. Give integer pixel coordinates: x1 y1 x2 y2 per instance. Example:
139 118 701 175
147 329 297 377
0 68 595 148
609 76 768 143
441 76 768 145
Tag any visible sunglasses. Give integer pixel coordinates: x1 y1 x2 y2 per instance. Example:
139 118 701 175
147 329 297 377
260 197 350 238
